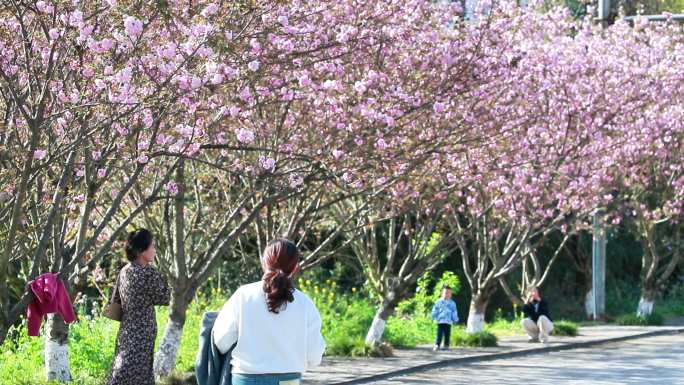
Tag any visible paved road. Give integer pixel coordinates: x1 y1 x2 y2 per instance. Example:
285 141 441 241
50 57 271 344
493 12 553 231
371 333 684 384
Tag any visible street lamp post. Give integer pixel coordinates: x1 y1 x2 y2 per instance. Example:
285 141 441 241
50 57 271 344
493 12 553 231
597 0 610 24
592 210 606 320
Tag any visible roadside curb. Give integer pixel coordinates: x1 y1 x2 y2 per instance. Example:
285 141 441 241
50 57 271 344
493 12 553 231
330 327 684 385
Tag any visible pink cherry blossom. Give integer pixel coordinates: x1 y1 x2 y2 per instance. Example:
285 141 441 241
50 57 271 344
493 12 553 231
298 75 312 88
211 73 224 85
33 150 47 160
123 16 143 38
433 102 446 114
165 181 179 194
201 3 219 17
289 174 304 188
248 60 260 72
36 1 48 12
236 128 255 144
259 156 276 171
48 28 60 40
375 138 388 150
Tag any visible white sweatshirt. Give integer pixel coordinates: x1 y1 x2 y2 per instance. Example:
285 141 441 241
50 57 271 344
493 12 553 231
212 281 326 374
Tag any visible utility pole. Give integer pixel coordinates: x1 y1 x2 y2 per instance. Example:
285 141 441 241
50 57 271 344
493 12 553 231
592 210 606 320
597 0 610 26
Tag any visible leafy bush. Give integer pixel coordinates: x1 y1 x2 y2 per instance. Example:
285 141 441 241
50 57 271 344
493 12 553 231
324 335 369 357
298 279 376 355
397 270 461 317
552 320 579 336
452 330 498 347
616 312 665 326
485 310 523 337
385 315 434 348
659 283 684 319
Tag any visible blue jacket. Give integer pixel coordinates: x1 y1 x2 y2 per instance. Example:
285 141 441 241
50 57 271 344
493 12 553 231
432 298 458 324
195 311 234 385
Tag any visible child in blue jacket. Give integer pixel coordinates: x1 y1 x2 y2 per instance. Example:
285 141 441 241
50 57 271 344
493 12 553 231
431 285 458 351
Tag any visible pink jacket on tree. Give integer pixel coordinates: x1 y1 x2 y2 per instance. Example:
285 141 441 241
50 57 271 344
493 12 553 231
27 273 77 336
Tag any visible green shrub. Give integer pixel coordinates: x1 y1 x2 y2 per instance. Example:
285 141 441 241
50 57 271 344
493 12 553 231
660 283 684 319
552 320 579 337
385 315 434 348
396 270 461 317
616 312 665 326
485 312 523 337
452 330 498 347
324 335 368 356
298 278 376 356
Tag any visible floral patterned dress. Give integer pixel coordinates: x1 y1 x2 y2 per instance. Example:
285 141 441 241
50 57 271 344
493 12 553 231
107 262 170 385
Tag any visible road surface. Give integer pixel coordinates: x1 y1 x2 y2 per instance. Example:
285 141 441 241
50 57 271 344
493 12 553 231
371 333 684 384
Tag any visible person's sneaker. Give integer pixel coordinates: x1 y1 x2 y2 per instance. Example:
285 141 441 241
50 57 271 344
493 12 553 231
528 337 540 343
432 345 439 351
540 337 549 344
442 346 451 351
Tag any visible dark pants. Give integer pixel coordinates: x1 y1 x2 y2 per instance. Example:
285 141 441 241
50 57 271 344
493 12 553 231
435 323 451 347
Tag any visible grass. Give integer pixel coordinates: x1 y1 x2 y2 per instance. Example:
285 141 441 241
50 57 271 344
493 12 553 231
0 291 227 385
0 316 116 385
615 313 665 326
485 314 524 338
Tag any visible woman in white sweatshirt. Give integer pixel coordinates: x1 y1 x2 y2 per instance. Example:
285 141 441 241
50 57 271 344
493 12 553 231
213 239 326 385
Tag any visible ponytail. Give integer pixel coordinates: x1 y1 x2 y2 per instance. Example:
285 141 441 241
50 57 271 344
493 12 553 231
262 268 295 314
261 239 299 313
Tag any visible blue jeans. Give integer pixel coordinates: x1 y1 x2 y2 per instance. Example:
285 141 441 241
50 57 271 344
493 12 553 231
232 373 301 385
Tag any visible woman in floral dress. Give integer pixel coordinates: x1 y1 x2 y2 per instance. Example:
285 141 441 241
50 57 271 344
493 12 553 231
107 229 170 385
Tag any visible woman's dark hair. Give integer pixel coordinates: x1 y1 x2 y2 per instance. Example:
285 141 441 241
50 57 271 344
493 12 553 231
261 239 300 314
125 229 154 262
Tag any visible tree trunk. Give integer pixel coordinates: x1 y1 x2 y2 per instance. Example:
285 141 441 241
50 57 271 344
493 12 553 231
0 324 7 347
637 287 656 317
466 289 494 334
584 289 594 320
154 293 191 377
364 296 399 346
45 313 71 382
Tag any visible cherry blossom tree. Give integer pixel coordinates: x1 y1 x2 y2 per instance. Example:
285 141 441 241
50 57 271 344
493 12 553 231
591 17 684 317
334 195 459 346
139 0 478 374
439 4 682 333
0 0 233 380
